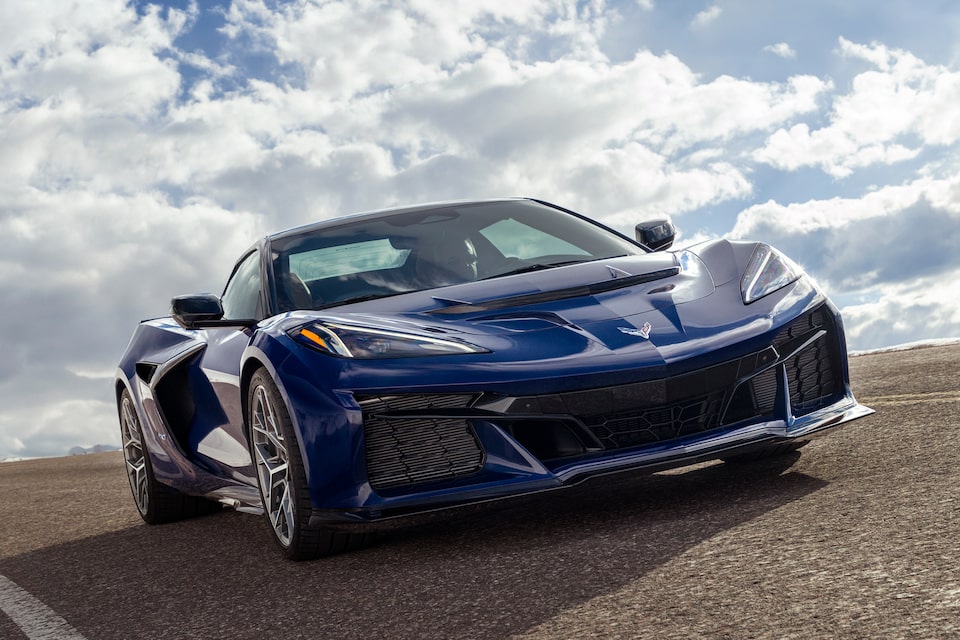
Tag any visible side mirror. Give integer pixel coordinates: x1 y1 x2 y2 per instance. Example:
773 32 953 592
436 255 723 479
635 218 676 252
171 294 224 329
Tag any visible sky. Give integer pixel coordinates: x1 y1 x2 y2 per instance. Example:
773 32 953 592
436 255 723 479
1 0 959 459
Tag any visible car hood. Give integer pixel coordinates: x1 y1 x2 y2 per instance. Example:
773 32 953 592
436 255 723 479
281 249 789 359
264 240 821 393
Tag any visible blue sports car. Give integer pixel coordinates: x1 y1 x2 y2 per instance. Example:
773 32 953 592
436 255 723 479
116 198 873 559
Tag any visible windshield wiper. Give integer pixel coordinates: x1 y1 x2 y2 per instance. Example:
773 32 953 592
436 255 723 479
313 292 397 310
482 259 597 280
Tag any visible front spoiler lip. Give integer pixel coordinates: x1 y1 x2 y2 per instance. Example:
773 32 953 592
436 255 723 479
308 398 874 529
552 397 873 482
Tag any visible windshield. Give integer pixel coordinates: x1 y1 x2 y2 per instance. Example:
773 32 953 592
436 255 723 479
270 200 642 312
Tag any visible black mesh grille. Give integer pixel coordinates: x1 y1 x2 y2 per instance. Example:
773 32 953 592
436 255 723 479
774 307 842 416
584 393 726 449
723 366 778 425
786 336 841 414
773 306 830 346
751 366 779 412
360 394 476 412
494 357 750 452
358 395 484 490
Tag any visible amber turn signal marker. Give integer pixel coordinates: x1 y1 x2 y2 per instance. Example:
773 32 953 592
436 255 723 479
299 328 329 350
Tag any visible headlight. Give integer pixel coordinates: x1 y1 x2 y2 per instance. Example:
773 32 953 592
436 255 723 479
289 321 489 359
740 244 801 304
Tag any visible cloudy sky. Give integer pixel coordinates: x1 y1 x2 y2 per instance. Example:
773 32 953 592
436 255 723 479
2 0 959 459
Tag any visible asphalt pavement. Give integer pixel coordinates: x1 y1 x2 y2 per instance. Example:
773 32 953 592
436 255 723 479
0 345 957 639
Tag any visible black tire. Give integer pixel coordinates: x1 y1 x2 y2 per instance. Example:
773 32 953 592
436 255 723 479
722 440 807 464
247 369 369 560
118 389 220 524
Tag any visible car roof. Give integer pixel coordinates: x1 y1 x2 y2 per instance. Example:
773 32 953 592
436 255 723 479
265 197 530 241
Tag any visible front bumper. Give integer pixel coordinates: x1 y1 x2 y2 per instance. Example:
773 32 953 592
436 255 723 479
306 304 874 527
309 396 872 529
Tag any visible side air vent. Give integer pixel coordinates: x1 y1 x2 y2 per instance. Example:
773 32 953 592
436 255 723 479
152 359 196 451
135 362 158 384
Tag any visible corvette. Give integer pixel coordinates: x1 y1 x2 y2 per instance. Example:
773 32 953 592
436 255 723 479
116 198 873 559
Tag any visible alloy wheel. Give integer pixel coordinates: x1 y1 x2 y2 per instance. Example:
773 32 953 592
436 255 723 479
120 396 149 515
251 383 294 547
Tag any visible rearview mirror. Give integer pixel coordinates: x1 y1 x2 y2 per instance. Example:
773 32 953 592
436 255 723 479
635 218 676 252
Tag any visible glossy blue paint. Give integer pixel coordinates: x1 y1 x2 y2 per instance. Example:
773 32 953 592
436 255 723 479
116 198 872 530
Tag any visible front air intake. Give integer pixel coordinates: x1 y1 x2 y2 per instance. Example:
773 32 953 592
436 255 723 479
775 307 843 416
358 395 485 490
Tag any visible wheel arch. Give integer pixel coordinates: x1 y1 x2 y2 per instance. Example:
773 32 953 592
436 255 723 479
115 378 129 405
239 356 268 442
239 343 323 502
115 375 138 416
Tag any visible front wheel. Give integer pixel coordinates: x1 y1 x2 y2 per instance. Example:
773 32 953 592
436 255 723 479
247 369 369 560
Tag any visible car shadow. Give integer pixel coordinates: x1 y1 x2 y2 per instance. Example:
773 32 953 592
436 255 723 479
0 454 824 640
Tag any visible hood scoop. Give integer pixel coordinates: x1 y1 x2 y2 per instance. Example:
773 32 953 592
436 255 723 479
428 265 680 316
470 310 579 332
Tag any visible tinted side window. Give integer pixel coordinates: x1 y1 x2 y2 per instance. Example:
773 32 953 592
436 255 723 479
221 251 261 320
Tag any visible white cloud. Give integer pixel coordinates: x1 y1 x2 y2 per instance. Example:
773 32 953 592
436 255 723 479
764 42 796 59
0 3 188 111
730 177 941 237
841 269 960 350
691 5 722 29
79 8 825 226
755 38 960 177
0 399 119 459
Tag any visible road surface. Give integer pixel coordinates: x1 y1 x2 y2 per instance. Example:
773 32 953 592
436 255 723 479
1 345 957 639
